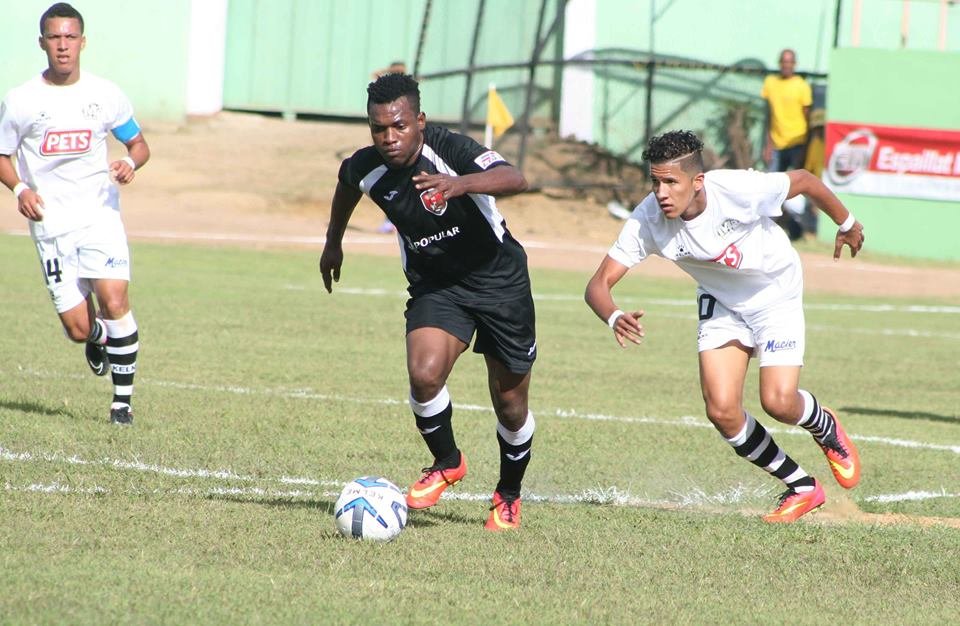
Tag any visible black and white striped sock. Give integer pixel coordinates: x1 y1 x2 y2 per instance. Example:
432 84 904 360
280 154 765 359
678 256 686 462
104 312 138 409
796 389 834 443
725 412 814 492
87 318 106 345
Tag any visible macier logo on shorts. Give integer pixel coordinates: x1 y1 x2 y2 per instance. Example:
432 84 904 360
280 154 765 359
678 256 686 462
420 188 448 215
105 257 128 268
40 129 93 156
714 244 743 269
765 339 797 353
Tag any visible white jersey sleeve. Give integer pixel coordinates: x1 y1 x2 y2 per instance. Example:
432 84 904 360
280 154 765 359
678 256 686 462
0 96 25 156
703 169 790 221
607 194 662 267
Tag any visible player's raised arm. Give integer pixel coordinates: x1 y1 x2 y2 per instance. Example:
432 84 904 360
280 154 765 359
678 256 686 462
585 255 645 348
412 164 527 202
319 180 364 293
786 169 864 260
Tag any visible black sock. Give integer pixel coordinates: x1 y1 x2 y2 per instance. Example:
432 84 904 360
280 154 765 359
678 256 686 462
413 399 458 468
495 414 535 499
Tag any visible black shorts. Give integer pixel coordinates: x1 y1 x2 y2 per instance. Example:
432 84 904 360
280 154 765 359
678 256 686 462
404 290 537 374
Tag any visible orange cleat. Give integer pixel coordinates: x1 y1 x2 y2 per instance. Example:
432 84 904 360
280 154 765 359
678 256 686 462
817 408 861 489
484 491 521 531
762 480 825 523
405 452 467 510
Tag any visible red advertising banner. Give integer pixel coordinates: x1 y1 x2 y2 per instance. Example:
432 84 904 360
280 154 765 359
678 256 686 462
825 122 960 202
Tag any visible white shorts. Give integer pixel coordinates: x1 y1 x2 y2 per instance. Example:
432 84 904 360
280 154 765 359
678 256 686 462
33 215 131 314
695 290 805 367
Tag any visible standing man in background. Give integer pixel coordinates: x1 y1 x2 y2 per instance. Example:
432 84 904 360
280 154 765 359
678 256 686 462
0 3 150 424
761 48 813 240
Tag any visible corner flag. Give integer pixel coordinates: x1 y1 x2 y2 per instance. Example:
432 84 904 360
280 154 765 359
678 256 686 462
484 83 514 147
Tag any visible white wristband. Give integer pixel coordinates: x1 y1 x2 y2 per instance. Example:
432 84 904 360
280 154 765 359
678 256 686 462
12 182 29 198
838 213 856 233
607 309 625 329
121 156 136 170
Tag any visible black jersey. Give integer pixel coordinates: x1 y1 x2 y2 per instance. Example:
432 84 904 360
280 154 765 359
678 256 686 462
339 124 530 301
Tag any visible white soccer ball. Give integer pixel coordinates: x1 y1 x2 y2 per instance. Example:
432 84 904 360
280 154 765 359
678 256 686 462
334 476 408 542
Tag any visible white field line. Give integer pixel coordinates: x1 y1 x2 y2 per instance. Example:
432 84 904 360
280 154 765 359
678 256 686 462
5 471 958 508
6 365 960 456
317 287 960 340
7 226 958 281
326 286 960 315
864 489 959 504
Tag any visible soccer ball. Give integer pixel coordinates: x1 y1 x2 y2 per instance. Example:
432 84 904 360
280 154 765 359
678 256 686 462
334 476 408 542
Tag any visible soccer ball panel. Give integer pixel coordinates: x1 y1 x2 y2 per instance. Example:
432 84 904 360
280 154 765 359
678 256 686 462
334 476 407 542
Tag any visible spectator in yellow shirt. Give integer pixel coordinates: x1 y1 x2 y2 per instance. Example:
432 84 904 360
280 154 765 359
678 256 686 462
762 49 813 239
761 49 812 172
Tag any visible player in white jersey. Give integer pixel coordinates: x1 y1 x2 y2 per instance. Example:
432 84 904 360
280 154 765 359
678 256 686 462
585 130 865 522
0 3 150 425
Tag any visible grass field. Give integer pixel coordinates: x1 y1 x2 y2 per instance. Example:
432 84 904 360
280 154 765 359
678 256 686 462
2 232 959 624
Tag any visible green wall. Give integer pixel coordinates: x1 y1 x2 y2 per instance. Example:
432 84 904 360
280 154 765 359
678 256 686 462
589 0 837 161
0 0 191 122
826 48 960 261
223 0 560 123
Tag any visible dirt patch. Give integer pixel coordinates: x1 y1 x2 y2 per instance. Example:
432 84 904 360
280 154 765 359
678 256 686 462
3 111 959 300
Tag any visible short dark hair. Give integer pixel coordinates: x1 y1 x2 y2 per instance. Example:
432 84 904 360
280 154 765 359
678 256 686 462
367 73 421 114
642 130 704 173
40 2 84 35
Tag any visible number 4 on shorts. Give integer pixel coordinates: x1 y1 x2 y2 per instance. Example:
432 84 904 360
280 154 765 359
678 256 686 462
44 257 63 284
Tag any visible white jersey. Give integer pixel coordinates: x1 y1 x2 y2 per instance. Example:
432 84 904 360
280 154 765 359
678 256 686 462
0 71 139 240
609 169 801 314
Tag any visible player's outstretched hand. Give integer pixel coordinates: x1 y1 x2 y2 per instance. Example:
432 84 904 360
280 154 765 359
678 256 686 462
17 188 44 221
834 221 864 260
319 246 343 293
412 171 464 201
612 310 645 348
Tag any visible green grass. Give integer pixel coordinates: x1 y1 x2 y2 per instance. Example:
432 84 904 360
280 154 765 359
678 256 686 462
2 233 959 624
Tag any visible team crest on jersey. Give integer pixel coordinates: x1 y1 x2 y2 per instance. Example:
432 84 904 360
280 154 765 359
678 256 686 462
716 218 739 239
420 188 447 215
714 243 743 268
40 129 92 155
474 150 505 169
82 102 102 121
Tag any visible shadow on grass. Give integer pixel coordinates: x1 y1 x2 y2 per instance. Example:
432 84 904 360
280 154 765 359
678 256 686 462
0 399 81 421
207 494 337 514
208 494 477 529
842 406 959 425
407 507 477 528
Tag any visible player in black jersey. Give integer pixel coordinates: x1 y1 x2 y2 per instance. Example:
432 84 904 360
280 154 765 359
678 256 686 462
319 73 536 531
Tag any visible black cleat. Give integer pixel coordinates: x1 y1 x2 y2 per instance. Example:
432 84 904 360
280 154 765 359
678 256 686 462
85 342 110 377
110 406 133 425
